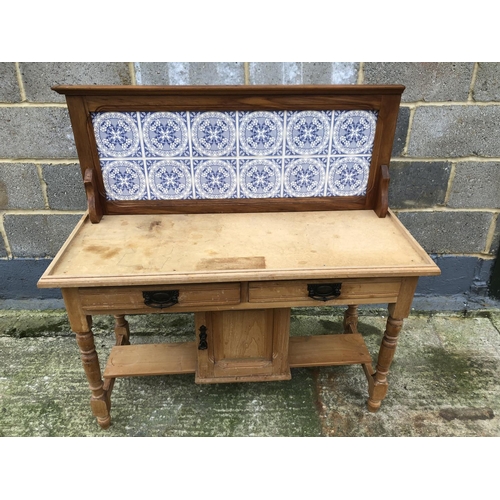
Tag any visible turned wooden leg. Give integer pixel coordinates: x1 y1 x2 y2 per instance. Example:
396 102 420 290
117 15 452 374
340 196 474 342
365 277 418 412
114 315 130 345
343 305 359 333
62 289 111 429
75 329 111 428
367 315 403 412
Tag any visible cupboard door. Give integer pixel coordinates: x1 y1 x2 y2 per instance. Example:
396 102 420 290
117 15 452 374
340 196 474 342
195 309 291 383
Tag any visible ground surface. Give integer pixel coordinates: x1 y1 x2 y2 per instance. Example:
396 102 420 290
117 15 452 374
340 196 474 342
1 307 499 437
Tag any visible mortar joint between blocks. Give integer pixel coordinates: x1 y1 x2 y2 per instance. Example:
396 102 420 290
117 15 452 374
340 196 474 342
357 62 364 84
35 163 50 210
484 212 500 254
129 62 137 85
468 63 480 102
0 212 13 259
14 63 26 103
443 162 457 206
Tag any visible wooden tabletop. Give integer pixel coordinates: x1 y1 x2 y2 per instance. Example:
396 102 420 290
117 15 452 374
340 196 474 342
38 210 440 288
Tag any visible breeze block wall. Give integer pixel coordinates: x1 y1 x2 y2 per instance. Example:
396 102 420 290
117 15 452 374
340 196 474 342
0 62 499 301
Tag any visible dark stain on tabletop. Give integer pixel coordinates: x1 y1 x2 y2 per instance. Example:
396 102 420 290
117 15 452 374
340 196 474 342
84 245 120 260
149 220 162 231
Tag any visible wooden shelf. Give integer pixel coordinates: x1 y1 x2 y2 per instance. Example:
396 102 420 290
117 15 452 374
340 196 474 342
289 334 372 367
103 334 372 379
104 341 197 378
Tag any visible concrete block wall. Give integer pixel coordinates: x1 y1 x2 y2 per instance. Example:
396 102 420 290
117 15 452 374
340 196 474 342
0 62 499 301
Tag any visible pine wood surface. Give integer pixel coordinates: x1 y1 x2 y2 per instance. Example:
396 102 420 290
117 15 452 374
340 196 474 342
103 333 372 379
288 334 372 367
195 308 291 382
78 283 241 312
103 341 197 378
73 279 400 312
248 279 401 304
39 209 439 289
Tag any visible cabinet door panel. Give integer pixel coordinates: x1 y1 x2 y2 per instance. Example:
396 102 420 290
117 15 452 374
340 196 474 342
195 309 291 383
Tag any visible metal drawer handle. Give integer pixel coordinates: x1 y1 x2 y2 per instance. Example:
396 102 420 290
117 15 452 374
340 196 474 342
143 290 179 309
198 325 208 350
307 283 342 301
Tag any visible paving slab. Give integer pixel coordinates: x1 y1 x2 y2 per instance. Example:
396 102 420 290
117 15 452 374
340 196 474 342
1 309 499 437
0 312 321 437
317 314 500 436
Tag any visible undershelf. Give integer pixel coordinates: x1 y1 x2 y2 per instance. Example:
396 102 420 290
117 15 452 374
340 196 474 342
103 334 372 379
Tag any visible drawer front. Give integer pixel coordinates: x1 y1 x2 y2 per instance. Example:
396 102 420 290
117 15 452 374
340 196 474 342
248 279 401 305
79 283 241 312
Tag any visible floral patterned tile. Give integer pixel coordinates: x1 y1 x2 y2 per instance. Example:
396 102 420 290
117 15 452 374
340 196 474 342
140 112 189 158
146 159 193 200
240 158 282 198
91 109 378 201
327 156 371 196
101 159 148 200
93 112 142 158
283 157 327 198
330 110 377 155
193 159 238 199
285 111 332 156
191 111 237 158
239 111 284 157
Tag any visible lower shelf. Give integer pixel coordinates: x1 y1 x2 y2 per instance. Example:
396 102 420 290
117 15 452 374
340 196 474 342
289 334 372 367
103 334 372 379
104 341 197 378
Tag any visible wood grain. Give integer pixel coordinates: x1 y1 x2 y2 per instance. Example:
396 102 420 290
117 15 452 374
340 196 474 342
289 334 372 367
53 84 406 97
83 168 103 223
55 84 404 216
248 279 401 304
105 197 367 216
39 210 439 289
104 342 197 378
103 334 373 377
77 283 241 312
195 308 291 382
374 165 390 218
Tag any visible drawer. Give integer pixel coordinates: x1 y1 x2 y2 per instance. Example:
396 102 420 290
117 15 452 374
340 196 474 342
248 279 401 305
79 283 241 313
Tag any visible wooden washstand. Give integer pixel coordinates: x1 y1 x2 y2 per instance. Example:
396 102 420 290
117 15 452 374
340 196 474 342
38 85 440 428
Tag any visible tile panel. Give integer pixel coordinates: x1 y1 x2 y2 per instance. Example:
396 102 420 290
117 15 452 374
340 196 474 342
91 109 378 201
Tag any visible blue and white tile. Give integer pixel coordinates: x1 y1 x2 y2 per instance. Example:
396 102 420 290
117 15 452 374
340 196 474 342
140 112 189 158
92 112 141 158
285 111 331 156
283 157 327 197
92 108 378 201
147 159 192 200
101 160 147 200
331 110 377 155
239 158 282 198
190 111 237 157
194 159 237 199
238 111 284 156
328 156 370 196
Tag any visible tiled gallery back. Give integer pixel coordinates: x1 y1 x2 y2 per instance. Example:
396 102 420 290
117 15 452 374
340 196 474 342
91 110 378 201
